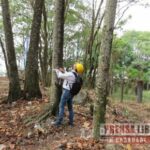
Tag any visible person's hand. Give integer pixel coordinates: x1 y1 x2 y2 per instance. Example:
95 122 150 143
59 67 65 73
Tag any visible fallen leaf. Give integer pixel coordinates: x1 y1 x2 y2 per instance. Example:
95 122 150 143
9 144 15 150
83 122 90 129
77 142 83 149
67 142 73 149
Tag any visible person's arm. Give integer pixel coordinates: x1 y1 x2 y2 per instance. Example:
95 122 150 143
55 69 71 80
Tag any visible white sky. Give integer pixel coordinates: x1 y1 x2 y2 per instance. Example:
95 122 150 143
122 4 150 32
0 59 6 73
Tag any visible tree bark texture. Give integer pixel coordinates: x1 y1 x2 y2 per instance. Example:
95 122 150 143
1 0 21 102
24 0 44 99
50 0 65 115
93 0 118 139
40 4 49 86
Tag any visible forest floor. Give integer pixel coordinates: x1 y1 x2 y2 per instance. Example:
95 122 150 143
0 77 150 150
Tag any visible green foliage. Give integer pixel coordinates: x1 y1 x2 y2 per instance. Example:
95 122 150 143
127 66 139 79
112 31 150 83
112 89 150 103
0 0 149 84
63 0 92 66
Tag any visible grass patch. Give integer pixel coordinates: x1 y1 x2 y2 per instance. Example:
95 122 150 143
111 89 150 103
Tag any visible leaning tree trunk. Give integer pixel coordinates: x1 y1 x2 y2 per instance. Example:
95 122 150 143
84 0 104 85
50 0 65 115
1 0 21 102
93 0 118 139
24 0 44 99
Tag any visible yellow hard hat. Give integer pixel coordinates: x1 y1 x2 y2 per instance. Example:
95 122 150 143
75 63 84 74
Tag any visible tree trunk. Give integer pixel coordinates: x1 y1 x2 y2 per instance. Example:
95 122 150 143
93 0 117 139
89 42 101 88
1 0 21 102
109 75 114 95
24 0 44 99
136 80 143 103
120 78 124 102
40 4 48 87
84 0 104 85
50 0 65 115
0 37 9 77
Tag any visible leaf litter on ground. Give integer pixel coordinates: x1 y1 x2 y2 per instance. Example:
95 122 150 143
0 78 150 150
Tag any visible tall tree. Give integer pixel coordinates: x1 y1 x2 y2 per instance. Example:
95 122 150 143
93 0 118 138
84 0 104 70
1 0 21 102
39 4 49 87
50 0 65 115
24 0 44 99
84 0 104 87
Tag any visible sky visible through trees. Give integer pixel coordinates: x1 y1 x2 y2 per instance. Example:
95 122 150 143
0 0 150 74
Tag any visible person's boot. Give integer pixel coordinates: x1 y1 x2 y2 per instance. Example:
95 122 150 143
68 121 74 127
51 118 62 127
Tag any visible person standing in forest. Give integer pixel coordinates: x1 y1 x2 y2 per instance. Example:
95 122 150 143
52 63 84 126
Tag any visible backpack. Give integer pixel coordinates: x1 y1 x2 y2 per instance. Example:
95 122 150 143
70 72 83 96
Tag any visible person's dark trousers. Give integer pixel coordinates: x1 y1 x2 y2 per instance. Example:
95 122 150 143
55 89 74 125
